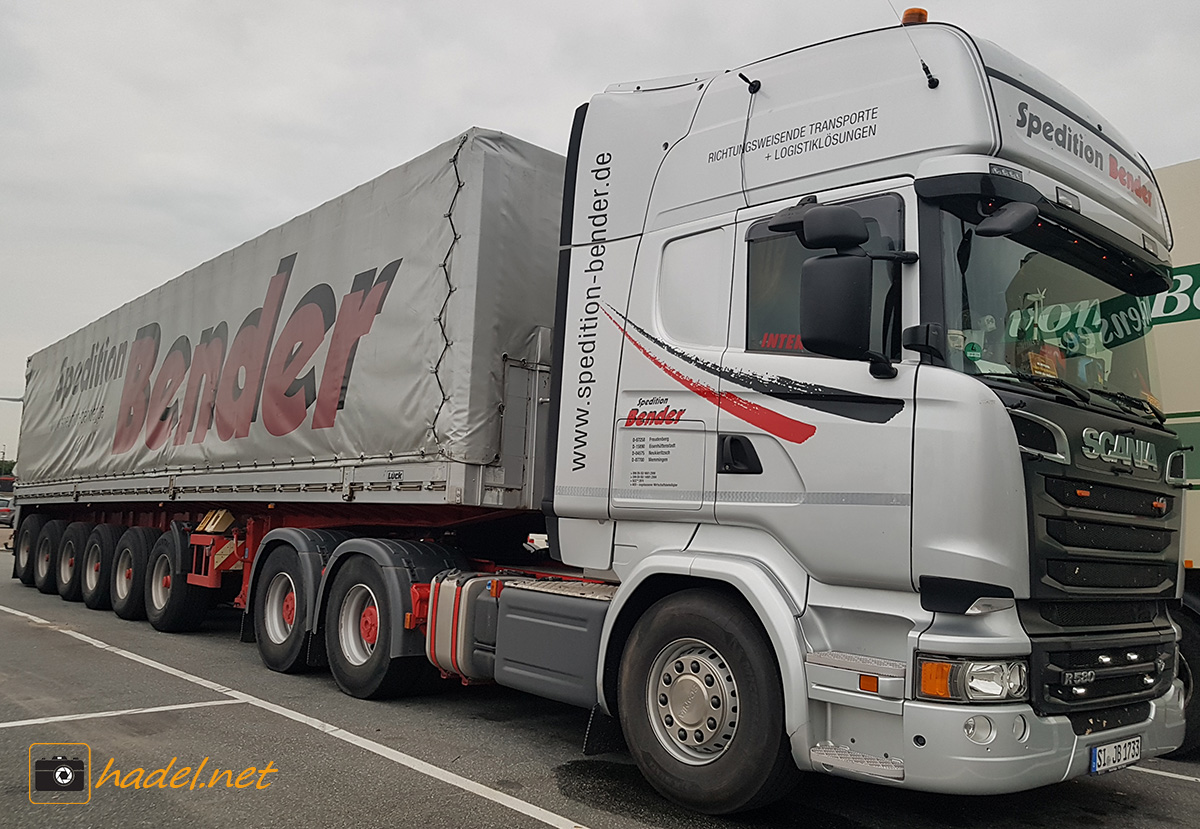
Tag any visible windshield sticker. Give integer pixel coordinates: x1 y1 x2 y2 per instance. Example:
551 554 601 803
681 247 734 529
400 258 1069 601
1027 352 1059 378
964 342 983 362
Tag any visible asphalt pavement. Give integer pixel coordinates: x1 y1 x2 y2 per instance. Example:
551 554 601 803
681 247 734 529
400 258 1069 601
1 526 1199 829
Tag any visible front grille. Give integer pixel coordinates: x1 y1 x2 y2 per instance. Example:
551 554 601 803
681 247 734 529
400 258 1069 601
1045 477 1172 518
1067 702 1152 736
1029 631 1175 716
1039 601 1157 627
1045 518 1171 553
1045 560 1173 590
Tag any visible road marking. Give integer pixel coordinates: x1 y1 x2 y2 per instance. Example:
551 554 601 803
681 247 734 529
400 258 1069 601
0 602 589 829
0 698 244 730
1131 766 1200 784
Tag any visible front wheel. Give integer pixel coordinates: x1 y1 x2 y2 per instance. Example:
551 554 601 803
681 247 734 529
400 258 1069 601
617 588 796 814
324 556 434 699
1168 612 1200 758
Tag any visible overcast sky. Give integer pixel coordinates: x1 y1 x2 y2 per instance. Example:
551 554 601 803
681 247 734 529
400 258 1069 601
1 0 1198 460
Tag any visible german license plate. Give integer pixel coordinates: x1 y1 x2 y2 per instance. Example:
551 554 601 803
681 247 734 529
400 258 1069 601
1090 736 1141 774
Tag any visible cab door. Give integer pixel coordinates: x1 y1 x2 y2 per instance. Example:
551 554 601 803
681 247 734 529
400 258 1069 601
715 191 917 591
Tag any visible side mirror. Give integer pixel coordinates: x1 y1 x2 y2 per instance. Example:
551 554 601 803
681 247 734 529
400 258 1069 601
975 201 1038 238
799 253 873 360
800 205 869 250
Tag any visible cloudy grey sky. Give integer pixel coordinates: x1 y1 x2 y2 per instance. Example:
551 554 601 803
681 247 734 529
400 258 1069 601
1 0 1198 460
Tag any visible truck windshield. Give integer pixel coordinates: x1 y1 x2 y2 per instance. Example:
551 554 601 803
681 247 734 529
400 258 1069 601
937 208 1162 418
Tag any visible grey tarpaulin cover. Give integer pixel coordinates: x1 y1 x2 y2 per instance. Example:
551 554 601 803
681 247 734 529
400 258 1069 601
18 129 564 484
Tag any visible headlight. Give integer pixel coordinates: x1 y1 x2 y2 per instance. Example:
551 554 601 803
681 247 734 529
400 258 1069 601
917 655 1030 703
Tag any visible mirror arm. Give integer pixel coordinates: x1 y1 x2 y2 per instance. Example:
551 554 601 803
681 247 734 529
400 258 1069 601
864 351 898 379
867 250 918 264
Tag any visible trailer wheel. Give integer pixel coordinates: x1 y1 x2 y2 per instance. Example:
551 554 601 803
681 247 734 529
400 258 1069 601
14 514 46 585
1168 612 1200 758
325 556 433 699
56 522 95 602
81 525 125 610
110 527 160 621
617 588 795 814
145 531 209 632
33 520 68 595
254 545 309 673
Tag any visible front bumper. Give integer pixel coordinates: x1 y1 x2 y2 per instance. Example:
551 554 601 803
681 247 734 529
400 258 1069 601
794 680 1185 794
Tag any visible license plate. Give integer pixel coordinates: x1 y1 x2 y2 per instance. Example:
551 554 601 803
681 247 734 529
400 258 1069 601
1090 736 1141 774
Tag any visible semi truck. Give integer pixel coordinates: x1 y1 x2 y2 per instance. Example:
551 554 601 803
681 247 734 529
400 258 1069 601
8 12 1192 814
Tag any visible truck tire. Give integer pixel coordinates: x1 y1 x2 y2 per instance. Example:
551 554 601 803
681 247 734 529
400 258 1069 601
325 556 434 699
254 546 309 673
81 525 125 610
110 527 160 621
1168 612 1200 758
56 522 95 602
33 520 68 595
617 588 796 814
145 530 209 632
14 514 47 585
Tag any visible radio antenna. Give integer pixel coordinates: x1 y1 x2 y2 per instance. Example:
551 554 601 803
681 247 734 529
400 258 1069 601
885 2 939 88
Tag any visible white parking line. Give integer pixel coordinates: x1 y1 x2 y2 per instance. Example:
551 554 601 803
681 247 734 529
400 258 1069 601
0 699 245 730
1131 766 1200 784
0 602 589 829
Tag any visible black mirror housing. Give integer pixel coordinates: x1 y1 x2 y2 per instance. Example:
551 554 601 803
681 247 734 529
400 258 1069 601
801 205 869 250
798 253 873 360
975 201 1039 237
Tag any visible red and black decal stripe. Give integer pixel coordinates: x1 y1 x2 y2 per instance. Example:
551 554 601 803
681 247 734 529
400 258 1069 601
608 306 903 427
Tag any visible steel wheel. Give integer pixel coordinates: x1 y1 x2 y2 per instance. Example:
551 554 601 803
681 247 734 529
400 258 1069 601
114 547 134 601
36 539 52 582
57 541 76 588
83 542 103 594
647 638 740 765
150 552 171 610
338 583 380 666
263 571 297 645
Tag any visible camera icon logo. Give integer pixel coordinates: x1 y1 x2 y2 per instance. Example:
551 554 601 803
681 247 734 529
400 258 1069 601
29 743 91 805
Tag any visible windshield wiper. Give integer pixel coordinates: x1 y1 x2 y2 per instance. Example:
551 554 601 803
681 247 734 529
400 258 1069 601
977 371 1092 404
1090 388 1165 424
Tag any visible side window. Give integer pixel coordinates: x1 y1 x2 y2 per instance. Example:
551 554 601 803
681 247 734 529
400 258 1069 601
746 193 904 358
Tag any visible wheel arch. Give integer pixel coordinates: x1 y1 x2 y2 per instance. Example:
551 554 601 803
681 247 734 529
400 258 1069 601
313 538 466 659
244 528 351 639
598 554 810 742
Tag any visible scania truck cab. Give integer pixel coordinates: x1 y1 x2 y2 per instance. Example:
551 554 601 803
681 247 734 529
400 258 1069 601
548 18 1186 805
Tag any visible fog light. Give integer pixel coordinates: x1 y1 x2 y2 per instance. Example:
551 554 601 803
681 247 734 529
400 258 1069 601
964 715 995 745
1013 715 1028 743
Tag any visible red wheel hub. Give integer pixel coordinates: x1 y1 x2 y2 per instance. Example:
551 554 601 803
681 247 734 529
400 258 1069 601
359 605 379 646
162 575 171 590
124 568 133 581
94 562 101 573
281 591 296 626
68 557 75 567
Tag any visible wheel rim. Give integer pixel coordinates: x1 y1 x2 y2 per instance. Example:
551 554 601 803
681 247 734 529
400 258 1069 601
58 541 75 586
263 572 297 644
646 638 739 766
338 583 379 666
150 553 172 610
36 538 52 580
17 531 32 570
114 548 133 600
83 542 102 593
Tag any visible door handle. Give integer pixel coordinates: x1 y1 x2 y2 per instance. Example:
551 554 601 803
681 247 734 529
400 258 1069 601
719 434 763 475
